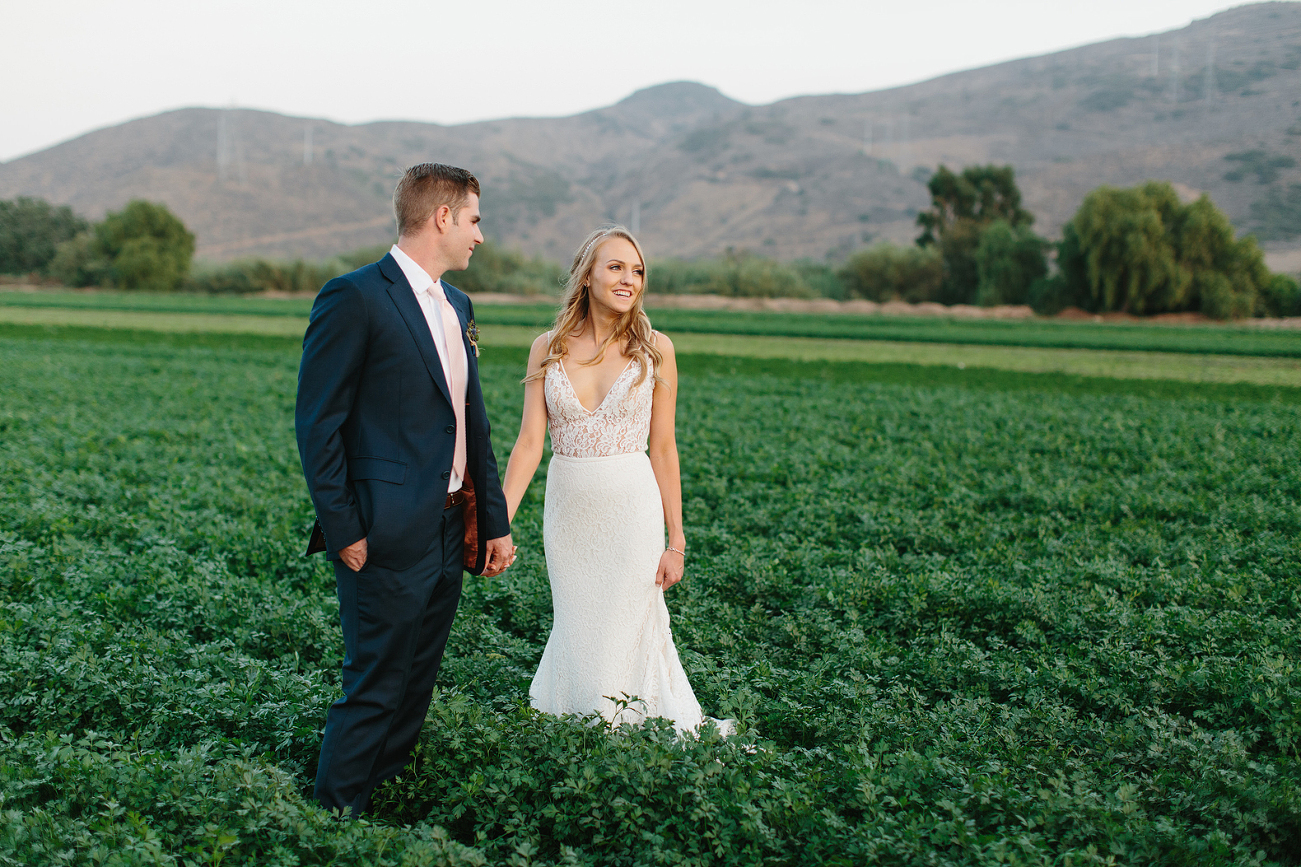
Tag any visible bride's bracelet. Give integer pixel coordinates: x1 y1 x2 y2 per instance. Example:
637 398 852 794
666 545 685 558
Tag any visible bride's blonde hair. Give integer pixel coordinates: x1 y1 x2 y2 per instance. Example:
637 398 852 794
526 225 663 388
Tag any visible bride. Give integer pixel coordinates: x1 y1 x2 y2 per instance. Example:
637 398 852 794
501 225 729 735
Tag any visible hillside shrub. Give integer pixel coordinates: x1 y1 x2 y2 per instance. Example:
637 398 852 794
1223 149 1296 184
1249 183 1301 241
94 199 195 291
453 241 565 295
186 258 347 295
650 251 813 298
647 258 719 294
791 259 843 298
47 230 112 288
838 243 943 302
0 196 88 275
721 252 811 297
1258 272 1301 317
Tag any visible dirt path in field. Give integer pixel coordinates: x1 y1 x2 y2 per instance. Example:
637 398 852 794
468 292 1301 328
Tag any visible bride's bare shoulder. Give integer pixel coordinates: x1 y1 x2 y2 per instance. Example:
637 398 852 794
526 331 553 373
651 330 675 356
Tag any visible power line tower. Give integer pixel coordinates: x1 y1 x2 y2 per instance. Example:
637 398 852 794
1204 40 1218 115
217 107 246 183
899 114 911 171
1168 40 1182 104
303 124 313 166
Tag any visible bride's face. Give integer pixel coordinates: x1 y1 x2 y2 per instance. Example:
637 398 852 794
586 238 644 317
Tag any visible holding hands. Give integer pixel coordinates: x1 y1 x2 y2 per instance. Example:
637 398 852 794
482 535 517 577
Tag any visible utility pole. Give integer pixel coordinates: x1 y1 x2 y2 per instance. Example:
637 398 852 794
1204 40 1218 114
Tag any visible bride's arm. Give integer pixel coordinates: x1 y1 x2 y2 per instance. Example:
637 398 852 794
502 333 550 523
647 335 686 590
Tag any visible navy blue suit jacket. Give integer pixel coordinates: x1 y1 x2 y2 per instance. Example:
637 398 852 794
295 253 510 574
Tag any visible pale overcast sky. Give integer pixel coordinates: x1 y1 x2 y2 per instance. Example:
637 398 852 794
1 0 1258 163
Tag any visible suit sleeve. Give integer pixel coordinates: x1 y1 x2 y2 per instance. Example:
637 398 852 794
296 276 368 553
467 297 511 540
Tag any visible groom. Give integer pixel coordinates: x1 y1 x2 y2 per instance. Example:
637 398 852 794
296 163 513 817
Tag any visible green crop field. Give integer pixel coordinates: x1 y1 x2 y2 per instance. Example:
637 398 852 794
6 292 1301 389
1 325 1299 865
5 290 1301 357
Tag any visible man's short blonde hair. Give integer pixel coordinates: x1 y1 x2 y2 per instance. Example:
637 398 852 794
393 163 481 237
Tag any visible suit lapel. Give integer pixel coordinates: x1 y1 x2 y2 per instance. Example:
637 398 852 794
380 254 453 409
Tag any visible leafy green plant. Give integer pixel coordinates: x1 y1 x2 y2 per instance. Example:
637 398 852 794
0 325 1299 863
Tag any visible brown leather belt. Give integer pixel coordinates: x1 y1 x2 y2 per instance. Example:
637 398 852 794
445 489 468 509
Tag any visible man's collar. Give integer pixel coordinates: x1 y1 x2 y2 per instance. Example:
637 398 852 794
389 244 440 296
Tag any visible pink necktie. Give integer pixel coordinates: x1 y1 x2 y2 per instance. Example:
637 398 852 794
434 285 467 484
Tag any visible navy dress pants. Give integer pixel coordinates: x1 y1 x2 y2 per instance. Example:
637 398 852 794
314 502 465 816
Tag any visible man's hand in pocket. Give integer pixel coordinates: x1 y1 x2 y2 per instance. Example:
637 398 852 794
340 537 368 572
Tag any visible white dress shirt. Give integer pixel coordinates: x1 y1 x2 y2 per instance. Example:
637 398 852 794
389 244 468 493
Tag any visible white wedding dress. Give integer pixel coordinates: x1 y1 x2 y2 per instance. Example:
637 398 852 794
529 353 726 735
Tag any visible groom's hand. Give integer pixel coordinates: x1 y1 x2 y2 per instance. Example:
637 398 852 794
340 537 368 572
482 534 516 577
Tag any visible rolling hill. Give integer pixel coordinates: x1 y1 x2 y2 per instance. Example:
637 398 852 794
2 2 1300 267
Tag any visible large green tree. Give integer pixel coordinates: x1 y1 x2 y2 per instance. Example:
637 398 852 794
0 197 88 275
1057 181 1270 318
916 165 1039 305
974 220 1049 306
94 200 195 291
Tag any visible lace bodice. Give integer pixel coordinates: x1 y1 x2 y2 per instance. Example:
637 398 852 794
545 357 653 457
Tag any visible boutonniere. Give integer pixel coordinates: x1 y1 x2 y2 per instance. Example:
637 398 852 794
466 320 480 357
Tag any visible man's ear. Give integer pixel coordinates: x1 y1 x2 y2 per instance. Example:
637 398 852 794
432 204 453 234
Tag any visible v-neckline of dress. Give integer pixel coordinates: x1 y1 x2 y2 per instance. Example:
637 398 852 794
558 357 635 416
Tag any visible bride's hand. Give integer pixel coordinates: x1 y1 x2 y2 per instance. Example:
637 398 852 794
656 548 684 590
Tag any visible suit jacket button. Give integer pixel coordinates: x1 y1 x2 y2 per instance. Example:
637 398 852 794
442 470 451 479
445 424 455 434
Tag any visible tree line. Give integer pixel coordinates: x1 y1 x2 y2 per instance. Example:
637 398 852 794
0 198 194 292
842 165 1301 318
2 170 1299 318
